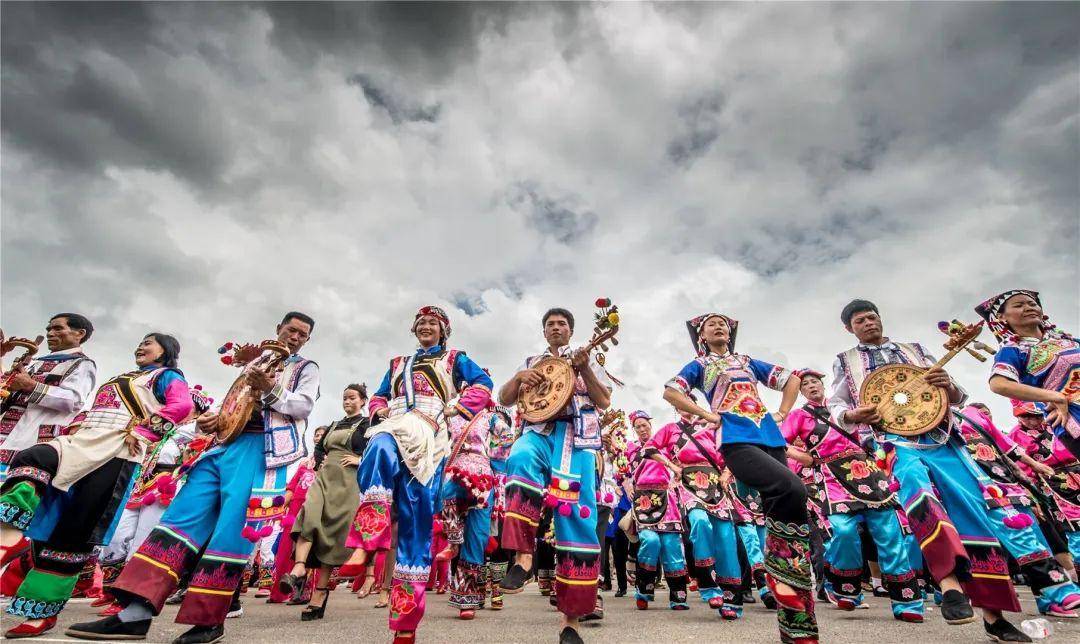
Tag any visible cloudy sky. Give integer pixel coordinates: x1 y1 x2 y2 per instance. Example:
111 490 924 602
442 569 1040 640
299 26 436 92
2 2 1077 430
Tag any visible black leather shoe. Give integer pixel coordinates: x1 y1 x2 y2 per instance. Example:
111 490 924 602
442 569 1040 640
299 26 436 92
171 624 225 644
940 589 975 625
500 564 531 594
984 618 1031 643
65 615 150 640
559 627 584 644
614 588 627 598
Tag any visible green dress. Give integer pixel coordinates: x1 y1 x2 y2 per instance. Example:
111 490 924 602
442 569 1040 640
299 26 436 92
292 415 368 566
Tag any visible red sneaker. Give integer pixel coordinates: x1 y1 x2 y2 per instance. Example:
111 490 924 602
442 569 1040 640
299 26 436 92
895 611 924 623
392 631 416 644
707 596 725 609
4 617 57 639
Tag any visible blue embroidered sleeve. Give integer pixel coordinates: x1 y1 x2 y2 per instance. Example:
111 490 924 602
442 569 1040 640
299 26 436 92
991 346 1025 383
748 358 790 391
666 360 703 397
373 368 393 400
453 353 494 390
153 369 186 404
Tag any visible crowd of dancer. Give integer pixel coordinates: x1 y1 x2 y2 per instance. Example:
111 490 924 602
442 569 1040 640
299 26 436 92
0 288 1077 644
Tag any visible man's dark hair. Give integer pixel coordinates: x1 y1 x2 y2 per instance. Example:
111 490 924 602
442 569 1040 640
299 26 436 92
345 383 368 399
51 313 94 343
542 307 575 331
144 333 181 369
280 311 315 332
841 299 879 327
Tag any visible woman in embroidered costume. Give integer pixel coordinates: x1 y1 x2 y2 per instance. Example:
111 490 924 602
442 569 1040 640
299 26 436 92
781 369 923 622
95 389 213 616
624 410 690 612
643 407 745 618
352 306 492 643
0 333 194 639
438 398 514 619
1008 402 1080 584
278 384 370 620
978 290 1080 461
663 313 816 643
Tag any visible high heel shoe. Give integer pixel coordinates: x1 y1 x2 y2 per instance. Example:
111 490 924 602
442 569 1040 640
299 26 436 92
278 568 307 598
355 574 376 598
301 587 330 621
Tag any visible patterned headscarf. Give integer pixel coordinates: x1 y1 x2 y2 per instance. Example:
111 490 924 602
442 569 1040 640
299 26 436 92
974 289 1051 344
628 410 652 425
412 305 452 342
686 313 739 356
792 369 826 382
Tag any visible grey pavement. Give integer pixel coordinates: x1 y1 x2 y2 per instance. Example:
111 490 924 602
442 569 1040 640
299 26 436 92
5 586 1079 643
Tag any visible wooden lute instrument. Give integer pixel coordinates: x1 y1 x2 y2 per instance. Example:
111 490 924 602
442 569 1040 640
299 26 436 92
216 339 291 443
0 333 45 400
858 321 984 436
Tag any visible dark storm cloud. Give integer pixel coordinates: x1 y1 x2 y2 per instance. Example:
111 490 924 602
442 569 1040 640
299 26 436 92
1 2 231 188
0 1 1076 429
347 74 441 124
667 90 726 168
508 183 599 245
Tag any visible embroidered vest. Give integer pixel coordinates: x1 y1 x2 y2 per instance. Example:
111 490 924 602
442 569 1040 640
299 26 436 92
0 354 92 436
81 368 171 435
262 357 316 469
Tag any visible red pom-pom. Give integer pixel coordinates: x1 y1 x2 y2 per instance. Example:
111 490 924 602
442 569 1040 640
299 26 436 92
241 526 259 542
142 493 158 506
888 480 900 493
485 537 499 554
579 506 591 519
280 515 296 529
1003 513 1034 530
557 503 572 517
224 342 234 349
220 356 234 365
543 494 559 509
258 525 274 538
875 459 887 470
595 298 611 308
248 498 261 509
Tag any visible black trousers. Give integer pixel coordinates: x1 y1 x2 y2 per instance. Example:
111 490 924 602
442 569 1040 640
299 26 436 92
611 528 629 591
721 443 808 525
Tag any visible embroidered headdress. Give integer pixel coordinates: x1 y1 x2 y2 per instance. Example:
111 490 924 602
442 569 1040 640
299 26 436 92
686 313 739 356
974 289 1056 344
793 368 826 381
628 410 652 425
412 305 452 341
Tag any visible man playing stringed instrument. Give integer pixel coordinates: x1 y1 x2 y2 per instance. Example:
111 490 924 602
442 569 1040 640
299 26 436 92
499 307 612 644
68 312 319 644
0 315 97 485
828 299 1077 643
